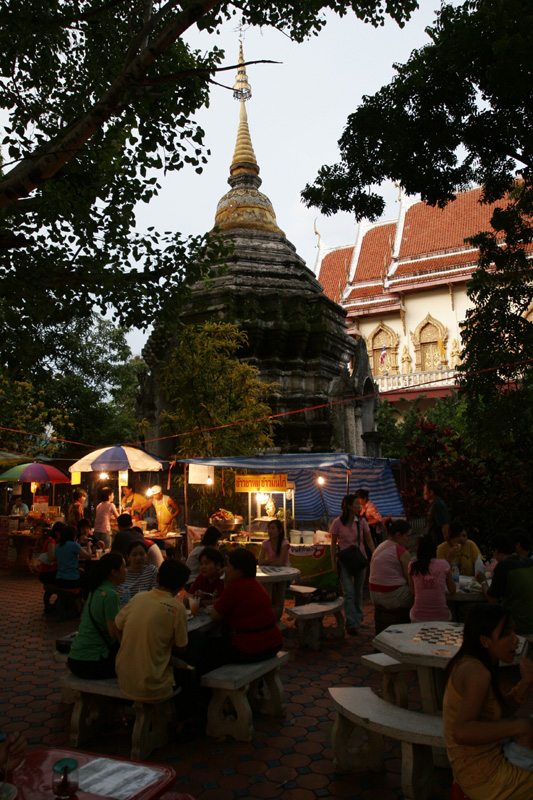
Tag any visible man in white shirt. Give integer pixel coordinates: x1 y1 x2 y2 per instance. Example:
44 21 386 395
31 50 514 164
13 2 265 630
11 495 29 516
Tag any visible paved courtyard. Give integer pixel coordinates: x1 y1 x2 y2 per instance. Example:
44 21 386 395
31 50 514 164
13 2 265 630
1 570 469 799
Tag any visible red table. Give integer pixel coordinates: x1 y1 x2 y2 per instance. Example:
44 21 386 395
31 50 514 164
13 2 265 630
9 748 176 800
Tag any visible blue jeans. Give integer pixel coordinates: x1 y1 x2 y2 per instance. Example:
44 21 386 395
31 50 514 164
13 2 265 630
338 561 366 628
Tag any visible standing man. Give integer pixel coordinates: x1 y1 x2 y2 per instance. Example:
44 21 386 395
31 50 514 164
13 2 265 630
138 485 180 534
424 480 449 545
476 532 533 635
120 485 145 515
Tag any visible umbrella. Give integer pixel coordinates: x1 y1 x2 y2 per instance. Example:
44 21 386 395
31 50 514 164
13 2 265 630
0 451 27 466
0 462 71 483
69 445 167 473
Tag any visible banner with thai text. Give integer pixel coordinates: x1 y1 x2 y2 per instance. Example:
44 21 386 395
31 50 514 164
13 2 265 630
235 474 288 492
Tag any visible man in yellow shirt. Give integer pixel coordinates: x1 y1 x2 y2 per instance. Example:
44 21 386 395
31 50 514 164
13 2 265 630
114 560 189 702
120 485 145 515
138 485 180 534
437 520 483 576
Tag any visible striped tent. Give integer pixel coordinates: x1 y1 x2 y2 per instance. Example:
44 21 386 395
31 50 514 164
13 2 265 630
179 453 403 522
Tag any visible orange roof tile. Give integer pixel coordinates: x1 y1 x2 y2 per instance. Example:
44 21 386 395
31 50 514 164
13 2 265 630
399 187 505 258
356 222 396 281
392 250 480 278
345 284 385 301
317 246 354 301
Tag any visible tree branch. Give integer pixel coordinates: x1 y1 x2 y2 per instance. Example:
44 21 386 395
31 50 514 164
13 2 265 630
140 59 279 87
4 0 132 29
0 0 223 209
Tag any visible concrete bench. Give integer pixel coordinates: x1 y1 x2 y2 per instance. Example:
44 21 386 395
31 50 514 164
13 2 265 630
285 598 344 650
329 686 445 800
48 585 83 621
288 584 317 605
360 652 412 708
373 603 411 635
59 673 180 761
200 651 288 741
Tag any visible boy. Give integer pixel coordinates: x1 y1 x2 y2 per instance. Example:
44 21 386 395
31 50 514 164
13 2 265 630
186 547 225 606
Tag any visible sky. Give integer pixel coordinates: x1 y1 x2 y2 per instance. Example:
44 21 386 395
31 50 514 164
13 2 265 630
128 3 442 354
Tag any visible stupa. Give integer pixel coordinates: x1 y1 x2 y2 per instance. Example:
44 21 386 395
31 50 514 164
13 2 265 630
140 42 378 457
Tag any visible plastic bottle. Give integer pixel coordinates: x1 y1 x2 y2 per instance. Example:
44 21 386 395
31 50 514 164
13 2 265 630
122 585 131 606
452 563 460 584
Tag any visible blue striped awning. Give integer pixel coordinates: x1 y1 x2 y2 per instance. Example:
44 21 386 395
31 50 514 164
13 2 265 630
179 453 403 522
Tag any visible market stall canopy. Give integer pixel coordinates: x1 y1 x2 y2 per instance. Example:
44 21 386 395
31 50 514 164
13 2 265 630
69 445 168 473
0 451 27 466
178 453 403 521
0 462 70 483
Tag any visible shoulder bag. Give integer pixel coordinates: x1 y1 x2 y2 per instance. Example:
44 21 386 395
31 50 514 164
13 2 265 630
338 521 369 575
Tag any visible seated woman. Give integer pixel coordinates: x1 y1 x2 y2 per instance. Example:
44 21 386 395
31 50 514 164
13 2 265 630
259 520 290 567
186 525 222 586
117 539 158 605
437 520 484 576
369 519 413 616
408 533 455 622
211 548 282 664
39 521 64 615
54 524 92 589
68 552 126 679
443 603 533 799
186 546 225 607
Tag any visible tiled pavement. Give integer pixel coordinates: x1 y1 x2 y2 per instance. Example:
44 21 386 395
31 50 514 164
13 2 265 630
0 570 499 800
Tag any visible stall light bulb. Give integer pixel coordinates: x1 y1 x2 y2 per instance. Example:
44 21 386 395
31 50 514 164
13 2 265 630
256 493 268 504
317 476 325 485
206 477 213 485
99 472 109 481
146 487 154 497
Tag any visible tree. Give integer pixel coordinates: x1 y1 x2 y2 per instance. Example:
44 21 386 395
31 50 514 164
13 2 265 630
1 317 144 455
458 183 533 450
0 0 417 356
40 318 144 451
302 0 533 220
0 369 73 458
159 321 277 457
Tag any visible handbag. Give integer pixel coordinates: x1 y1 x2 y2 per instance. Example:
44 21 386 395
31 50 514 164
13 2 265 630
338 522 369 575
37 551 52 564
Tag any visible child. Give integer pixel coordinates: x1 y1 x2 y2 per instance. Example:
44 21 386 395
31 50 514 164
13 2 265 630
186 547 225 606
408 533 456 621
77 519 105 551
259 519 290 566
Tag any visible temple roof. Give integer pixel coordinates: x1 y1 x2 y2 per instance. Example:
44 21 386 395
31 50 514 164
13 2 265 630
317 185 515 313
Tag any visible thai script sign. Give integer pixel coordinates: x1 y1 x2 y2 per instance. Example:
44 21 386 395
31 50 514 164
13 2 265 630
235 474 288 492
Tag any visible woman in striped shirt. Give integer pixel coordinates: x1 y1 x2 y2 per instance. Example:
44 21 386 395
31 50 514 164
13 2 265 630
118 540 158 605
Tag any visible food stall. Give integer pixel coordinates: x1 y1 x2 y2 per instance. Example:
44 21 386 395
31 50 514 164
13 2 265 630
0 504 62 572
180 453 404 586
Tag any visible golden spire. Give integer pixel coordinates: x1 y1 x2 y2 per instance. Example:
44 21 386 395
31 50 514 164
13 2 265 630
230 99 258 176
213 37 283 236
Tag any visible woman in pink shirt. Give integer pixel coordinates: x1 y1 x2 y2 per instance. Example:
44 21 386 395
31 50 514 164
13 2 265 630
408 534 456 622
259 520 290 567
93 486 119 549
369 518 413 613
330 494 375 635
